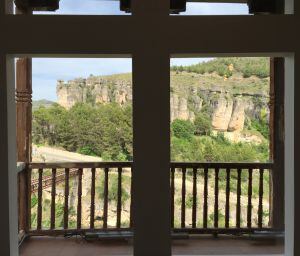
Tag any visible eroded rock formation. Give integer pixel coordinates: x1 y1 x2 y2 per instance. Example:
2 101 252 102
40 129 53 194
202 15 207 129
56 74 269 133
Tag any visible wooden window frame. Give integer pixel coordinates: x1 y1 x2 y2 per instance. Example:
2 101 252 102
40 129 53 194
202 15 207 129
0 0 298 255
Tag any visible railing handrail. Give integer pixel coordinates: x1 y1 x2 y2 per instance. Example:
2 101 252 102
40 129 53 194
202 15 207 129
29 161 273 169
29 161 133 169
171 162 274 169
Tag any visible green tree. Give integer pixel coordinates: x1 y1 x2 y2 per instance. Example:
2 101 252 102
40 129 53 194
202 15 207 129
32 103 67 146
32 102 133 161
171 119 195 140
194 113 212 135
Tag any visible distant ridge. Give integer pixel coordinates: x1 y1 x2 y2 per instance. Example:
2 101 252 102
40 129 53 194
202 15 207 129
32 99 55 111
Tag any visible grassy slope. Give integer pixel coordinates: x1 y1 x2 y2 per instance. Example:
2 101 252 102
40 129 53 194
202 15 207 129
88 57 270 97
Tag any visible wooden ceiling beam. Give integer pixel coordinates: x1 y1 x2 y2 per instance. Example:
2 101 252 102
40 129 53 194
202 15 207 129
14 0 59 12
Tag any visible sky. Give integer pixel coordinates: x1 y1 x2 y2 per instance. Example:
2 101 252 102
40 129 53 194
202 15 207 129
31 1 249 101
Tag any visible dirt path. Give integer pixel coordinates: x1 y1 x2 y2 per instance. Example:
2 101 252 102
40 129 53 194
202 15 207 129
32 145 102 162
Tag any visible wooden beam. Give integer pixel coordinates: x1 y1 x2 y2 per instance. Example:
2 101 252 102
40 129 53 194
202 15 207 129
15 2 33 234
16 58 32 163
294 51 299 256
15 0 59 12
16 57 32 236
0 54 19 256
0 15 296 54
269 57 285 230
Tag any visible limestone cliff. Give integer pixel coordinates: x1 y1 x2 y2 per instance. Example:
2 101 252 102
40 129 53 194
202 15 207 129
57 72 269 133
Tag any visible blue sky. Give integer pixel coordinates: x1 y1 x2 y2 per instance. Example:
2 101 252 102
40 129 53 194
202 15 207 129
34 1 248 16
31 1 248 101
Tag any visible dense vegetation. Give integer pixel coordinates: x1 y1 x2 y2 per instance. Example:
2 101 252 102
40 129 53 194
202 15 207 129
171 57 269 79
33 103 133 161
33 102 269 162
171 119 269 162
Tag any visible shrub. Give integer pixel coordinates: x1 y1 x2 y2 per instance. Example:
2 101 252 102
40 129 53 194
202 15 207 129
31 194 38 208
194 113 212 135
78 146 97 156
171 119 195 140
97 174 130 207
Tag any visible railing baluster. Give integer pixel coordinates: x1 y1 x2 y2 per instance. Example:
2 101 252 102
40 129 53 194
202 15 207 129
50 168 56 230
258 168 264 228
181 168 186 228
247 168 253 228
116 167 122 228
27 168 32 231
77 168 83 229
103 168 109 229
203 167 208 228
236 168 242 229
24 162 272 235
37 168 43 230
171 167 175 229
90 168 96 229
225 168 230 228
214 168 219 228
192 167 197 228
64 168 69 230
130 168 133 228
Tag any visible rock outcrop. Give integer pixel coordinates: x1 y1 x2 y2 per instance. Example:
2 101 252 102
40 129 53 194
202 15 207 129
57 74 269 133
171 95 195 121
211 94 234 131
228 98 246 132
57 77 132 109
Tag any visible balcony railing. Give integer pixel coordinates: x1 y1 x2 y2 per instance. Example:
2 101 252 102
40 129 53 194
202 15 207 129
18 161 274 236
170 162 273 234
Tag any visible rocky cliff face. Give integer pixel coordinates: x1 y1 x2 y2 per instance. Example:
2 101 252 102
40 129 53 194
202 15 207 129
57 73 269 133
57 76 132 109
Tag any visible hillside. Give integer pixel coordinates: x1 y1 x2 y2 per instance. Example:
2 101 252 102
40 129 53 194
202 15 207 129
56 57 270 134
33 57 270 162
32 99 55 111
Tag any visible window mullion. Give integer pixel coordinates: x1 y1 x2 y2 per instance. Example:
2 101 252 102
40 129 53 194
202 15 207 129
132 48 171 256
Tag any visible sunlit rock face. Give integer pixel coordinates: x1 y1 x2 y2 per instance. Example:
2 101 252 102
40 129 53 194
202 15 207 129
228 98 246 132
57 80 84 110
57 74 269 133
57 77 132 109
211 94 233 131
170 95 195 121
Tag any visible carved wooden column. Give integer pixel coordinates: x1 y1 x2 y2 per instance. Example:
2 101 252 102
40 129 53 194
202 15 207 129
16 57 32 233
15 3 33 236
16 58 32 163
269 57 285 231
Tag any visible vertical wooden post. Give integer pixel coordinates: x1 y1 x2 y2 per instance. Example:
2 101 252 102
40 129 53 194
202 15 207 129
16 57 32 234
0 54 19 256
16 58 32 163
269 57 285 230
132 49 171 255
